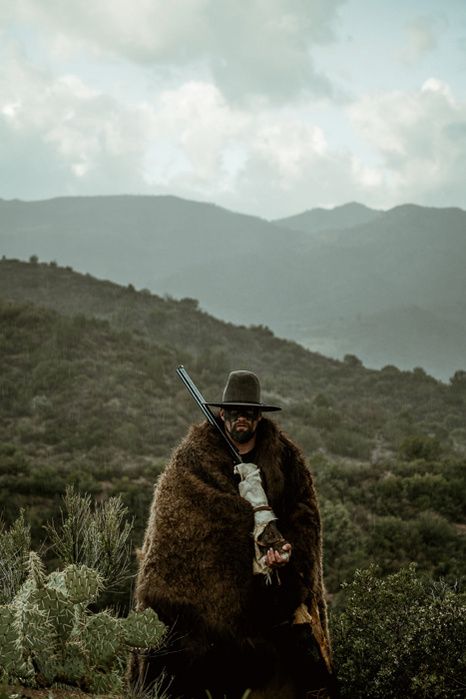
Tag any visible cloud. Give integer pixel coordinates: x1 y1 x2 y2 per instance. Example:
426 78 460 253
349 79 466 206
399 14 448 65
2 27 466 218
6 0 345 102
0 42 151 198
141 85 375 216
0 39 358 215
141 81 249 190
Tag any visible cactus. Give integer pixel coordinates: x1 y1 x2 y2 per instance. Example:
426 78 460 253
15 603 55 655
0 604 21 671
86 667 123 695
0 552 166 691
26 551 47 589
0 511 31 605
31 586 74 641
122 608 166 648
63 564 103 604
80 611 122 666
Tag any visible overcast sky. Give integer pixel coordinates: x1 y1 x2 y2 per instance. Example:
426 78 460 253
1 0 465 218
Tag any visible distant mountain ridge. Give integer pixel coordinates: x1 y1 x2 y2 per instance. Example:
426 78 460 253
273 202 382 234
0 194 299 287
1 195 465 381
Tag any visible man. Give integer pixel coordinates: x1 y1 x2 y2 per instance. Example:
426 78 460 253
130 370 333 698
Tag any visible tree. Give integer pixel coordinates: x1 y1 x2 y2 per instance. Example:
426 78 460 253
450 370 466 393
343 353 363 367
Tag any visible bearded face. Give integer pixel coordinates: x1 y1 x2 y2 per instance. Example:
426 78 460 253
221 407 261 444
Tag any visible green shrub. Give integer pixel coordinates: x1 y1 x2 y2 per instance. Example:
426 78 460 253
332 564 466 698
399 435 442 461
321 499 366 591
325 427 371 459
45 486 133 591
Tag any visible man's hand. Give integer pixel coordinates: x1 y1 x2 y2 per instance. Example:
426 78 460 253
265 542 292 567
257 521 292 568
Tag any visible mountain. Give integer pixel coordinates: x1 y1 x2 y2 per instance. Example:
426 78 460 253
272 204 466 379
273 202 382 234
0 194 300 289
1 196 465 380
159 203 466 380
300 306 466 379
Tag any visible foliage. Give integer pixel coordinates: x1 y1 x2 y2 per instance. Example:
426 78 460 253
1 258 466 472
316 455 466 593
0 552 166 694
332 564 466 698
0 509 166 694
0 512 31 604
398 434 442 461
324 426 372 459
0 434 465 608
45 486 133 591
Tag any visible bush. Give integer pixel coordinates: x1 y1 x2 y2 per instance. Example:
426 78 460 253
325 427 371 459
321 499 366 591
399 435 442 461
332 564 466 698
45 487 133 591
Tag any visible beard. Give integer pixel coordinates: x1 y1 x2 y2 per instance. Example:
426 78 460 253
228 424 256 444
222 410 261 446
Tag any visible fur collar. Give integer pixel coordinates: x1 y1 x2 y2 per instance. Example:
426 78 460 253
177 417 288 510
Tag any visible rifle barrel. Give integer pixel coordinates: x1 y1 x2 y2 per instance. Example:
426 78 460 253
176 365 242 463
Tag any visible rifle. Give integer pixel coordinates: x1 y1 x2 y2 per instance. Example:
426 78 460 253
176 365 242 464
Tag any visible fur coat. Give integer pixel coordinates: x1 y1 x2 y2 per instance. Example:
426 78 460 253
131 417 331 698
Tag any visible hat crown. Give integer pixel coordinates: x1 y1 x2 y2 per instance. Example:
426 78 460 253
222 371 261 404
205 370 281 411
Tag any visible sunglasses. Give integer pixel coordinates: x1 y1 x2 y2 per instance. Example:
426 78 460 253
224 408 260 421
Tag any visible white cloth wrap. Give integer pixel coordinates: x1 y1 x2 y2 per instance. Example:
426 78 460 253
234 462 277 577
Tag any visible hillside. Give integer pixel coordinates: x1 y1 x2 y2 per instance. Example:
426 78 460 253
2 257 466 460
1 260 465 601
1 195 465 380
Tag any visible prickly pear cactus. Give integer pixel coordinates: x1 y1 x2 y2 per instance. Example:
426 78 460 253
0 552 166 691
81 611 122 666
87 668 123 695
0 604 21 671
122 608 166 648
15 603 55 655
63 564 103 604
31 586 74 641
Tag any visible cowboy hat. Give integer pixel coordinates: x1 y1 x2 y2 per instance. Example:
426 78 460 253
206 370 281 412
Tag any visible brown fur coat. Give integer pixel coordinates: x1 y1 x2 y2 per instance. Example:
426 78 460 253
132 417 331 697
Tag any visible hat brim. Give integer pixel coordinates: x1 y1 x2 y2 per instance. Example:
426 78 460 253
206 401 281 412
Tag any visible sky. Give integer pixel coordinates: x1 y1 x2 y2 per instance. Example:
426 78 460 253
1 0 465 218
